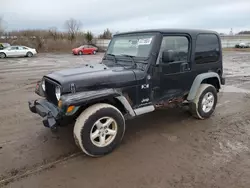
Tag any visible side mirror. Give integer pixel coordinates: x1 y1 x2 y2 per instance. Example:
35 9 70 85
162 50 176 63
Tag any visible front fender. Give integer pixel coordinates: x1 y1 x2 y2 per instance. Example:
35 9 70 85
60 89 137 118
60 88 120 107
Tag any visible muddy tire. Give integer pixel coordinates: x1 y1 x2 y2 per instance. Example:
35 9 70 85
189 84 217 119
26 52 33 57
0 52 6 58
73 103 125 157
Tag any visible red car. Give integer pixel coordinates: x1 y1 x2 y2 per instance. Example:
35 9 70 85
72 45 98 55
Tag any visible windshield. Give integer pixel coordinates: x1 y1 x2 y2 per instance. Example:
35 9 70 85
2 46 10 50
106 33 156 58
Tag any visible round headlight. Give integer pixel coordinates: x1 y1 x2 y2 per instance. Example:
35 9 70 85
42 79 45 91
55 86 61 100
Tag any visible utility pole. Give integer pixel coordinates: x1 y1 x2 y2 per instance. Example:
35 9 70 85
229 28 233 35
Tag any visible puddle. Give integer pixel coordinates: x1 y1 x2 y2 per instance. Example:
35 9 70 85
221 85 250 93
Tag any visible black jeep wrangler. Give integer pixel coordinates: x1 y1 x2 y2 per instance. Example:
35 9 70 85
29 29 225 157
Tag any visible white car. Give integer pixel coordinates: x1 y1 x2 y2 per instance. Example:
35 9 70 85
239 42 250 48
0 45 37 58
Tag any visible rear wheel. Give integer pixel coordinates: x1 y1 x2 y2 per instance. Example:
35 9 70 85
73 103 125 157
78 51 83 55
189 84 218 119
26 52 33 57
0 52 6 58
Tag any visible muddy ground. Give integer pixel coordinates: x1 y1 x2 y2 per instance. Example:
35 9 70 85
0 52 250 188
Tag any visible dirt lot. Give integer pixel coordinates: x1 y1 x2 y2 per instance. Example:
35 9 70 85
1 52 250 188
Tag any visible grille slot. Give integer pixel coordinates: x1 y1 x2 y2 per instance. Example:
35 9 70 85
45 79 58 105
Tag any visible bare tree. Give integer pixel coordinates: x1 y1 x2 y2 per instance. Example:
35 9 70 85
64 18 82 42
48 27 59 41
0 17 4 36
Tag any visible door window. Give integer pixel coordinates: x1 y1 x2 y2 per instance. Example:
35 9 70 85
19 46 28 50
157 36 189 64
10 46 18 50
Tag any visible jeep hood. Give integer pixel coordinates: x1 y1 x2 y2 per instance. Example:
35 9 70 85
45 63 140 92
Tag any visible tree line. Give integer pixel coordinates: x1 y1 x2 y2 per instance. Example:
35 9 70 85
0 18 114 52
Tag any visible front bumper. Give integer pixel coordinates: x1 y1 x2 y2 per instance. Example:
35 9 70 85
28 99 60 129
72 51 78 55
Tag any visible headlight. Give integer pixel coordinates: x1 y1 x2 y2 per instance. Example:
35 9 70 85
55 86 61 100
42 79 45 91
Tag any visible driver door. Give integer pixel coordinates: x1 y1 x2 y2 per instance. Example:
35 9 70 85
5 46 18 57
153 35 192 102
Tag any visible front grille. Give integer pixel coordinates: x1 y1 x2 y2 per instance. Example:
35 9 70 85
45 79 58 105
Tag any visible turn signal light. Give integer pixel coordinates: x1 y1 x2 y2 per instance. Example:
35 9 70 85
67 106 75 113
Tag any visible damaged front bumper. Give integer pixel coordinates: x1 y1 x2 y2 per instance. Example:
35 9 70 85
28 99 60 129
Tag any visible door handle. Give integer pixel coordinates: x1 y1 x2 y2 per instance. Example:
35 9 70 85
180 62 190 72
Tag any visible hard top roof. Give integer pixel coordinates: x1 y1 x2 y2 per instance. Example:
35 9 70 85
114 28 219 36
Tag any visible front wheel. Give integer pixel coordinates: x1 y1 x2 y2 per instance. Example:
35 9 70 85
189 84 218 119
73 103 125 157
0 52 6 58
92 50 96 55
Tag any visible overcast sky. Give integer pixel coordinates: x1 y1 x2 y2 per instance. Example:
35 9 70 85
1 0 250 35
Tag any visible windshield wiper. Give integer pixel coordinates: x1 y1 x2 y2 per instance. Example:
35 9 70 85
120 54 137 68
106 53 117 64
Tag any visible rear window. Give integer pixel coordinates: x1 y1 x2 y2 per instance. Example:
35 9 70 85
195 34 220 64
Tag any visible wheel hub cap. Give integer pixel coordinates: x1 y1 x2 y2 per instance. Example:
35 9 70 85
201 92 214 113
90 117 118 147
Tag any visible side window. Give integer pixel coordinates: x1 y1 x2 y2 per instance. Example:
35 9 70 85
195 34 220 64
157 36 189 63
10 47 18 50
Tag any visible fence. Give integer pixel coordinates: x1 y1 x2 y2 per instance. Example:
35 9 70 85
220 34 250 48
94 39 111 51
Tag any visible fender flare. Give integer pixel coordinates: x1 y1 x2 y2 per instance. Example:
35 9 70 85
60 88 120 106
60 88 136 117
187 72 221 101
